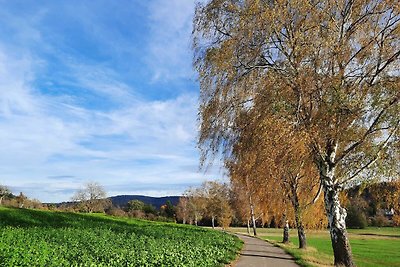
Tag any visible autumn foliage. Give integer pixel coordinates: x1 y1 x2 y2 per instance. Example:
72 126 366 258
194 1 399 266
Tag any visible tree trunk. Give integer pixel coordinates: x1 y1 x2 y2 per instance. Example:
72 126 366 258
211 216 215 229
194 214 198 226
324 183 354 266
283 219 289 244
249 199 257 236
318 145 354 267
296 221 307 249
316 139 355 267
247 219 251 235
293 197 307 249
0 196 3 205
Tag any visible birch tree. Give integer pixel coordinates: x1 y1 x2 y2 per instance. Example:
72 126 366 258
229 111 322 248
194 1 400 266
202 181 233 229
185 187 206 225
230 176 263 235
176 196 189 224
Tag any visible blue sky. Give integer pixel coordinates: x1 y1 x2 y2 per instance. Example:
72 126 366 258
0 0 220 202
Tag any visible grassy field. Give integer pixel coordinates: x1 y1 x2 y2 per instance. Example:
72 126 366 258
230 227 400 267
0 207 242 267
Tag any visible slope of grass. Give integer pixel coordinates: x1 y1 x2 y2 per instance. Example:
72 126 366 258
0 207 242 267
230 227 400 267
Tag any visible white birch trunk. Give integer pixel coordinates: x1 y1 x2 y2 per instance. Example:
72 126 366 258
249 195 257 236
318 143 354 267
283 219 289 244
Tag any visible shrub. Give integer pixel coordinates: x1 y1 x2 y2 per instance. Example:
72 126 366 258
346 206 367 229
128 210 146 219
392 215 400 226
370 213 391 227
105 207 126 217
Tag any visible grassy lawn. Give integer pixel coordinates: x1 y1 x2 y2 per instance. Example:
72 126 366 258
0 207 242 267
229 227 400 267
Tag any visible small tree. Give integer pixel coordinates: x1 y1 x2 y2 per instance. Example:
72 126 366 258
72 182 108 213
185 187 206 226
16 192 27 208
162 200 176 218
202 181 233 229
143 204 157 215
127 200 145 211
176 197 189 224
0 185 11 205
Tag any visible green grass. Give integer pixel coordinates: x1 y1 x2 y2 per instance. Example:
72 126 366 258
229 227 400 267
0 207 242 267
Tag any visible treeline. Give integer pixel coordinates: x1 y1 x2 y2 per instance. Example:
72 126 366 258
176 180 400 231
70 182 177 221
176 181 233 228
345 181 400 228
0 182 178 223
0 185 43 209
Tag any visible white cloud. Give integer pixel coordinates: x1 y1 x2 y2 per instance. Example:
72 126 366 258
0 50 40 116
146 0 196 81
64 61 139 105
0 46 216 203
0 1 223 203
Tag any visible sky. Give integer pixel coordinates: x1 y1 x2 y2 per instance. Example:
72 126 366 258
0 0 221 202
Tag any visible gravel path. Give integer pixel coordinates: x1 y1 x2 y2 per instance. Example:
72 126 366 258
233 234 299 267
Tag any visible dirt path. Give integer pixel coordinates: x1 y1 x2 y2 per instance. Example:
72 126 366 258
233 234 299 267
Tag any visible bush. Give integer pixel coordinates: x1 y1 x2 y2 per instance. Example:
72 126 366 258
346 206 367 229
105 207 126 217
392 215 400 226
370 213 391 227
153 216 175 223
128 210 146 219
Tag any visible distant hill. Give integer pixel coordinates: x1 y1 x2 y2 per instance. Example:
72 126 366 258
109 195 180 209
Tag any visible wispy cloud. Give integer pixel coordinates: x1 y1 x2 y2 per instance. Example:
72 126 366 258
0 47 213 202
145 0 196 82
0 1 219 203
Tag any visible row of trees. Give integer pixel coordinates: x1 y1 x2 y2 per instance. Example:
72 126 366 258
176 181 233 228
193 1 399 266
0 185 43 209
345 180 400 228
71 182 177 222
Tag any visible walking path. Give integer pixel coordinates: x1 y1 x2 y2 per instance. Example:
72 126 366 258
233 234 299 267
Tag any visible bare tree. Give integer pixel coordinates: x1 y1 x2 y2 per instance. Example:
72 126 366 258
176 197 189 224
72 182 108 213
0 185 11 205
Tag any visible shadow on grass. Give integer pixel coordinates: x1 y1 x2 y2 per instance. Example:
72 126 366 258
0 207 209 239
355 233 400 239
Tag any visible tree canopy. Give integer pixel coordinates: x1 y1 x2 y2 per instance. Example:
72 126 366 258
194 1 399 266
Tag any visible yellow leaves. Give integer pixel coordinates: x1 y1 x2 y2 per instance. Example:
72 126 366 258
196 0 400 229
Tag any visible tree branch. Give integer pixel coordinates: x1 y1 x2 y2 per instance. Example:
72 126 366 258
338 120 400 186
336 93 400 163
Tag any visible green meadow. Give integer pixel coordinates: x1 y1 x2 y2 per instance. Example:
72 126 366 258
231 227 400 267
0 207 242 267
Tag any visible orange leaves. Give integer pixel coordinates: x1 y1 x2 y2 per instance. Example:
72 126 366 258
195 0 399 230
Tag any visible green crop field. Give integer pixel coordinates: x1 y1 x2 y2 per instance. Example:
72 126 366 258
0 207 242 267
230 227 400 267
